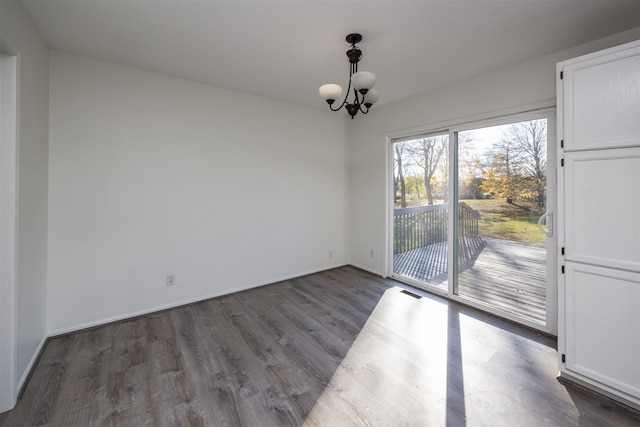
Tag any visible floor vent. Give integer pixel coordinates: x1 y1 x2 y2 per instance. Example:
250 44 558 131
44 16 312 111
400 290 422 299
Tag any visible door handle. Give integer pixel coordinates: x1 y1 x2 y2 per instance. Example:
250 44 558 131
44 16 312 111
538 211 553 237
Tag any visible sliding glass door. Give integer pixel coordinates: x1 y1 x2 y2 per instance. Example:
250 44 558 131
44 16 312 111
454 118 551 325
390 111 556 332
392 132 450 291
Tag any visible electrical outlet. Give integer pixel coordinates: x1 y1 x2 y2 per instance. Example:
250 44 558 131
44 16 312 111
166 274 176 286
329 250 333 258
370 249 375 258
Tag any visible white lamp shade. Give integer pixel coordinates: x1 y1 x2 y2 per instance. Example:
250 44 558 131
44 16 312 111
352 71 376 91
319 84 343 101
364 88 380 105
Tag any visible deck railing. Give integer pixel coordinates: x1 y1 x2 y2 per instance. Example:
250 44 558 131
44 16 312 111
394 204 448 254
457 202 483 266
393 203 482 258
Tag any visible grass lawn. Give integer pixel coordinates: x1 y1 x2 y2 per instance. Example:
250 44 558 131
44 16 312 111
462 199 546 246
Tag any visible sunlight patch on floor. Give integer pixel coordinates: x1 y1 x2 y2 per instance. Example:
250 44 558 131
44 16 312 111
303 287 451 426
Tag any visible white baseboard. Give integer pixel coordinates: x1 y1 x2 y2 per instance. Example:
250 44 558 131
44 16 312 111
47 263 349 337
17 335 47 395
348 262 383 277
558 371 640 411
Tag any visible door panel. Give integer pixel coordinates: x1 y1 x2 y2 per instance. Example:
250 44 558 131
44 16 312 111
565 262 640 397
564 51 640 151
564 148 640 271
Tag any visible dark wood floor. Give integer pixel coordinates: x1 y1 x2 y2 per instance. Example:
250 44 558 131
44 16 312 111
1 266 638 426
394 238 546 324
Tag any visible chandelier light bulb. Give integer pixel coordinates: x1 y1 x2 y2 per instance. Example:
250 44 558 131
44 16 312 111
352 71 376 94
364 88 380 107
319 84 343 104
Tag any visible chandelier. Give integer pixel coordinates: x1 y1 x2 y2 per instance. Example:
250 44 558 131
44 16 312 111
319 33 379 119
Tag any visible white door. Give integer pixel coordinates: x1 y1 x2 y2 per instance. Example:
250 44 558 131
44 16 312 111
558 40 640 408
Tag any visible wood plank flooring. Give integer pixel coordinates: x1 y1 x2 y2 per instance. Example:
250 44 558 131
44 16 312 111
394 238 546 323
2 266 638 426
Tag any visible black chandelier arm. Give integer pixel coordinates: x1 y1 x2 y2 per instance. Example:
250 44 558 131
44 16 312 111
358 103 371 114
357 103 371 114
327 64 357 112
329 87 371 118
351 88 372 114
327 88 350 112
327 98 347 112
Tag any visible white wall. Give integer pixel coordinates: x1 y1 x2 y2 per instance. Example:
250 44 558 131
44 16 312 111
348 28 640 275
0 0 50 400
47 51 349 334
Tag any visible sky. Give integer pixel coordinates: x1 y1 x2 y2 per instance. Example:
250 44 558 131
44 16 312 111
460 123 511 157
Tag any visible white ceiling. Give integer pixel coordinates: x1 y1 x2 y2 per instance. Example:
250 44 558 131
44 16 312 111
20 0 640 111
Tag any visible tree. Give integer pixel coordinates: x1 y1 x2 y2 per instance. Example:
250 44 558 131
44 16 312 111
457 132 483 199
407 135 448 205
507 120 547 207
393 135 449 207
394 142 408 207
405 175 424 200
480 119 547 207
480 138 523 203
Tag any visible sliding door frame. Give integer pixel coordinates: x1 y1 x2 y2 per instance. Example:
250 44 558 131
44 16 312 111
385 106 558 335
388 129 451 296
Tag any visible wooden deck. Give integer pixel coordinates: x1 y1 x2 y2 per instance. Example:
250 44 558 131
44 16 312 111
393 238 546 324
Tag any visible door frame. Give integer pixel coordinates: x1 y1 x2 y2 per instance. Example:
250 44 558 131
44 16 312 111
385 106 558 335
0 44 19 413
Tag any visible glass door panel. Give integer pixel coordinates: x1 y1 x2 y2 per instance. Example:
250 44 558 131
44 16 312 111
392 133 449 291
454 119 548 325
